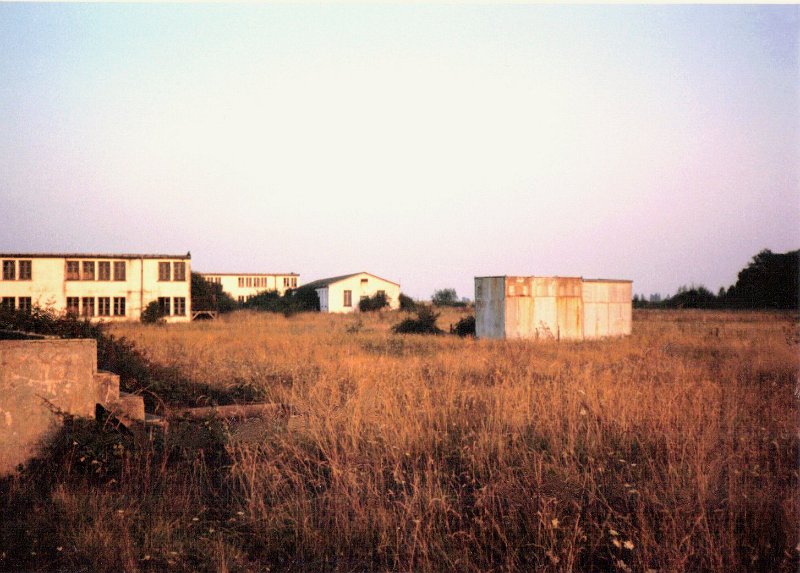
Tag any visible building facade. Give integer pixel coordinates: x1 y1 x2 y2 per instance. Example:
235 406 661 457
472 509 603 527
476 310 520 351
199 273 299 303
0 253 192 322
303 272 401 313
475 276 632 340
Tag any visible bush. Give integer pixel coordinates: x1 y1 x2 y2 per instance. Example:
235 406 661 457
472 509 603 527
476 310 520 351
359 292 389 312
392 306 443 335
452 315 476 337
245 286 320 315
140 300 164 324
399 293 417 312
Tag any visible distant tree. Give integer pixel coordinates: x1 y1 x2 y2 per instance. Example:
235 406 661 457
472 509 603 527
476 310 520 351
359 292 389 312
399 293 417 312
432 288 466 307
663 285 718 309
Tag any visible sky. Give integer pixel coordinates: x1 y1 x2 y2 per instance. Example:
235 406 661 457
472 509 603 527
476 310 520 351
1 4 797 300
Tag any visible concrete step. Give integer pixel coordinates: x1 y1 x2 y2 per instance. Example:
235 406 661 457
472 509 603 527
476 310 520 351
102 391 146 423
94 370 121 406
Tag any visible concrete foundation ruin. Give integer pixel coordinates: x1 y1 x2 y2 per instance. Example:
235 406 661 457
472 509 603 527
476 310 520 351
0 332 149 475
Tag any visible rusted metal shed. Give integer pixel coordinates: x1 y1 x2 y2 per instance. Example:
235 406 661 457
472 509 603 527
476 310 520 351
475 276 632 340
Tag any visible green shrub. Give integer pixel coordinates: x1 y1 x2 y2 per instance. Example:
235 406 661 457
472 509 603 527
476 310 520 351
140 301 164 324
399 293 417 312
452 315 476 337
392 306 443 335
358 292 389 312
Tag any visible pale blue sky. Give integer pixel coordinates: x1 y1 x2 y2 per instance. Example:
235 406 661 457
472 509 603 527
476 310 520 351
1 4 797 300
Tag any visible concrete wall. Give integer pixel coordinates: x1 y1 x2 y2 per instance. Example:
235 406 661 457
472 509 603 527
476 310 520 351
0 255 191 322
317 273 401 313
0 337 98 475
475 276 632 340
200 273 299 302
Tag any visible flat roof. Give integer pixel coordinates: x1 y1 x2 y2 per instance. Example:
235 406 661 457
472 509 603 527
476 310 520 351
475 275 632 283
198 272 299 277
0 252 191 260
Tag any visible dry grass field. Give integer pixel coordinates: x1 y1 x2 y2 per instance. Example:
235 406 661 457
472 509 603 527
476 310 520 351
2 309 798 572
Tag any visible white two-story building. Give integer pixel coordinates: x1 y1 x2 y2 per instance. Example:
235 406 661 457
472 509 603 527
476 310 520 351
198 272 299 303
0 253 192 322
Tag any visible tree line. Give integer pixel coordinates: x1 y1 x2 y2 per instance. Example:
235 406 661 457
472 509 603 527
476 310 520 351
635 249 799 310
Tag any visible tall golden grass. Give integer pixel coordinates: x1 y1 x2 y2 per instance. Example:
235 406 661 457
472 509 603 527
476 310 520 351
101 309 799 571
2 309 795 572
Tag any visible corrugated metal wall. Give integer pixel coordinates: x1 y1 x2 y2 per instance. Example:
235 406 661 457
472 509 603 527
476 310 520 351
475 277 506 339
475 276 632 340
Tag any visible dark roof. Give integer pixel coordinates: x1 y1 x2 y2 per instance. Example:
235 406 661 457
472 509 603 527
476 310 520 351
302 272 400 290
198 272 298 277
0 252 191 260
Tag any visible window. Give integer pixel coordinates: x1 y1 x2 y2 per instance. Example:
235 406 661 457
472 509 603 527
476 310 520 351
18 260 31 280
238 296 244 303
158 297 171 316
98 297 111 316
378 290 386 298
2 260 15 280
66 297 80 316
174 261 186 281
98 261 111 281
1 297 14 310
158 262 171 281
247 277 252 288
292 277 297 288
113 261 126 281
361 278 368 285
283 277 290 288
237 277 243 288
82 297 95 317
82 261 95 281
113 297 126 317
343 290 352 307
174 297 186 316
18 297 31 313
66 261 80 280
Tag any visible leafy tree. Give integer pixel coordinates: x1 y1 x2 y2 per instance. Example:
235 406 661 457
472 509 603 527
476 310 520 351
724 249 799 309
191 273 237 313
431 288 466 307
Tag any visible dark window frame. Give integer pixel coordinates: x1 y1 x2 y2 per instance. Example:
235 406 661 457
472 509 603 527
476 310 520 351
98 261 111 281
18 260 32 281
3 260 15 281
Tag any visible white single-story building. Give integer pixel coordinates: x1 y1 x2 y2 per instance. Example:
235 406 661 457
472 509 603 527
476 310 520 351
302 272 401 313
475 275 632 340
0 252 192 322
199 272 299 304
